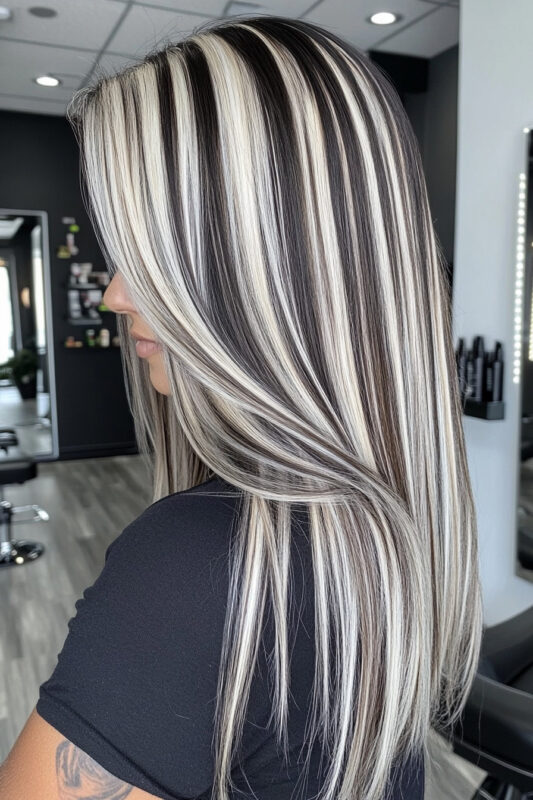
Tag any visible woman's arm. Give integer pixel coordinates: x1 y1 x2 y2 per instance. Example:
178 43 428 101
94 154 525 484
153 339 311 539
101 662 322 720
0 708 160 800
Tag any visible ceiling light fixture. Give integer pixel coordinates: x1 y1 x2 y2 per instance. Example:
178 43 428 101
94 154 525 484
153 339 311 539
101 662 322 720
369 11 401 25
0 5 12 20
34 75 61 87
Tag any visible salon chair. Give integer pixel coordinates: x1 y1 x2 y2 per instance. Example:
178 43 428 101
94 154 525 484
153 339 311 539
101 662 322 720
447 603 533 800
0 426 48 567
519 433 533 571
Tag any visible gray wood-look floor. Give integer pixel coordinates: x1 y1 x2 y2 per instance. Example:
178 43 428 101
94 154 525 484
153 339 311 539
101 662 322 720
0 454 487 798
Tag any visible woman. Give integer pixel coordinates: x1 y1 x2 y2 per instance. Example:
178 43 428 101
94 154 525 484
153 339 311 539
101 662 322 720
0 13 483 800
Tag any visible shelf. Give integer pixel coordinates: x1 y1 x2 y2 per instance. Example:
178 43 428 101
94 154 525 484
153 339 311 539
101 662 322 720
63 345 121 350
463 399 505 420
67 317 103 325
67 282 104 289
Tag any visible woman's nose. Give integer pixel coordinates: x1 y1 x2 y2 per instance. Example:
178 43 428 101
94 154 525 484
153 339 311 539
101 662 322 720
102 273 136 314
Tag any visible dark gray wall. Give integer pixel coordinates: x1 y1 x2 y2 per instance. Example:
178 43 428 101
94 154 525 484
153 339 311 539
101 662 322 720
404 44 459 268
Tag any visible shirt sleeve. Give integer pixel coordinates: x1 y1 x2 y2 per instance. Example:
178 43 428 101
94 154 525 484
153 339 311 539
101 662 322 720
36 495 237 800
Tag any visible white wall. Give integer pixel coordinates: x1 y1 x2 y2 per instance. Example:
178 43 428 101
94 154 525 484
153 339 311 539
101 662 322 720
453 0 533 625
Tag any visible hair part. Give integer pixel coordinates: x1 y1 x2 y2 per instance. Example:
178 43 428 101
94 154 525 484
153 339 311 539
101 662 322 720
67 15 484 800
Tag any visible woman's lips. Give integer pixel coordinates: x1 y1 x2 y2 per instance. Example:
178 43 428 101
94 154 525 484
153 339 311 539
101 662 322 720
135 339 161 358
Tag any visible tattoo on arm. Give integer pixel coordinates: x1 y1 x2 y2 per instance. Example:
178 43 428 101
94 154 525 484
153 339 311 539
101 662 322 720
55 739 133 799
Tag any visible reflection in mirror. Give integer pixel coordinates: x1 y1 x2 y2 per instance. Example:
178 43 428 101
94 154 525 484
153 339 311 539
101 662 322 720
518 129 533 581
0 210 58 460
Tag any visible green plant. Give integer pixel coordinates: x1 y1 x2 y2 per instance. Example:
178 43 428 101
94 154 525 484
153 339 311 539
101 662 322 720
0 348 38 384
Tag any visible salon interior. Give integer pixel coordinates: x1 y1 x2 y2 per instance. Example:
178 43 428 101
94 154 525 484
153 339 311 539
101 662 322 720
0 1 532 798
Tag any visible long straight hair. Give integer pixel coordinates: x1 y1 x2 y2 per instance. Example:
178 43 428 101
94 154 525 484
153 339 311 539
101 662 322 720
67 15 484 800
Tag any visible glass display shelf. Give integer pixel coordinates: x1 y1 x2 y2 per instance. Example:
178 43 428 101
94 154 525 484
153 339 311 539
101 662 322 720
67 316 103 325
62 344 121 350
66 282 103 289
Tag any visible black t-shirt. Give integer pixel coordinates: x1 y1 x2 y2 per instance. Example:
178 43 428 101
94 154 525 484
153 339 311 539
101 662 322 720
36 474 425 800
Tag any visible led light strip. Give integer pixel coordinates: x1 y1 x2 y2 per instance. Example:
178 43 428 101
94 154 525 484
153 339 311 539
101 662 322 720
516 128 529 379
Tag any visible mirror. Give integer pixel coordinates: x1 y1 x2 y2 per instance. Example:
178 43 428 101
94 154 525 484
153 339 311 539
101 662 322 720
0 209 58 460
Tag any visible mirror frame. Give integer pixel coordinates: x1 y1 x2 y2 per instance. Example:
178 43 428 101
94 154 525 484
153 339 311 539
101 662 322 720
0 207 59 461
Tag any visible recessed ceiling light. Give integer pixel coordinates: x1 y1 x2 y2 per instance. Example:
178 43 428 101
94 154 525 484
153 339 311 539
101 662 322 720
369 11 402 25
0 5 12 20
35 75 61 87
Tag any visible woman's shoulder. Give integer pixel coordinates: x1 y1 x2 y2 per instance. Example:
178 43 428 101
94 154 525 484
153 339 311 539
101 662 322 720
105 474 242 565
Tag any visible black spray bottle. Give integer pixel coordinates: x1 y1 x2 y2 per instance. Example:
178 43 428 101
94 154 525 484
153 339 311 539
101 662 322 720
491 341 503 402
471 336 485 401
456 338 467 403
